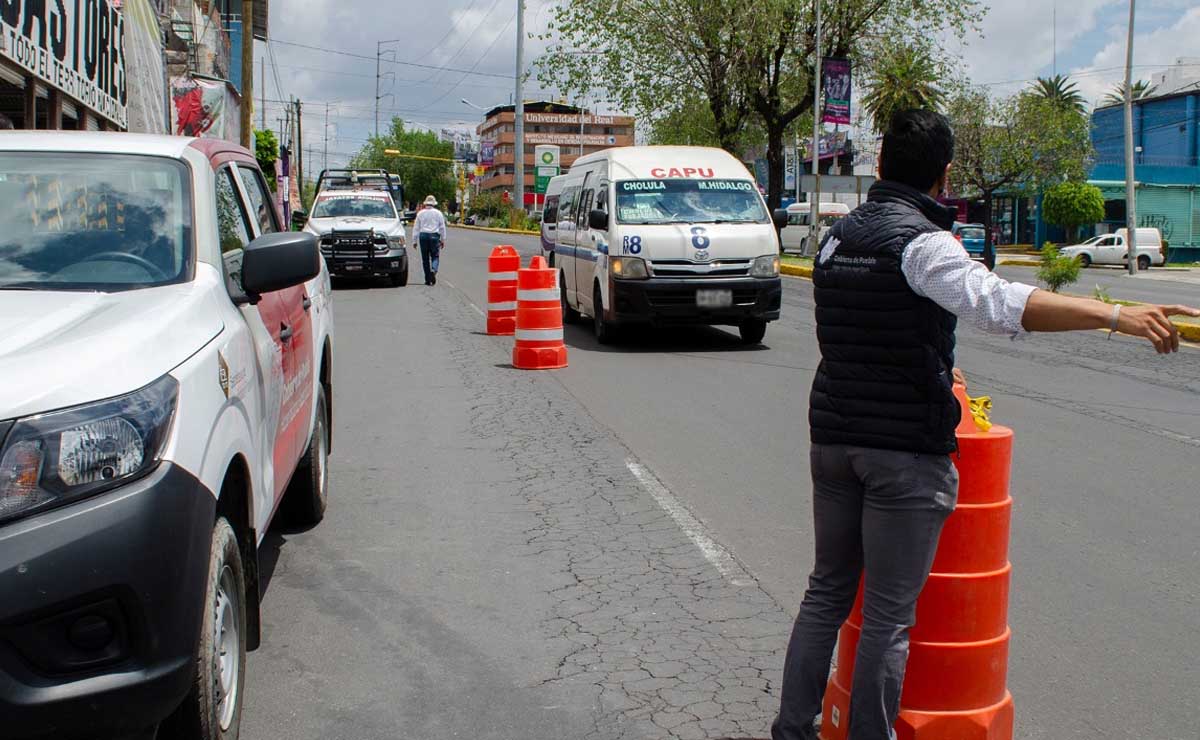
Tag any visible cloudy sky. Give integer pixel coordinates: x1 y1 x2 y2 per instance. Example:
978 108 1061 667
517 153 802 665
254 0 1200 170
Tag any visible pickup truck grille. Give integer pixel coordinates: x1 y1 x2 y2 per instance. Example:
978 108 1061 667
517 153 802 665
650 259 752 278
323 230 386 258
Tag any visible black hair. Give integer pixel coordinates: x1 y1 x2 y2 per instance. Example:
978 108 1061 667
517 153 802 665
879 109 954 193
0 113 13 130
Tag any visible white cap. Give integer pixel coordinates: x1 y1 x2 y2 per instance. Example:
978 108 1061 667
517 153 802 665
424 195 438 206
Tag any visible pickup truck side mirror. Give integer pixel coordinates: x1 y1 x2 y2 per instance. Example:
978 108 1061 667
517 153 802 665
588 209 609 231
772 208 789 229
242 232 321 302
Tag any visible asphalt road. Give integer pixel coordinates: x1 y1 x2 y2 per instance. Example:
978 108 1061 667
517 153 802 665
996 263 1199 308
242 227 1200 740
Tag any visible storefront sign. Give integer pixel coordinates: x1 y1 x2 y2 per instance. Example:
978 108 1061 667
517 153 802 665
525 112 617 125
526 132 617 147
171 75 226 139
0 0 127 128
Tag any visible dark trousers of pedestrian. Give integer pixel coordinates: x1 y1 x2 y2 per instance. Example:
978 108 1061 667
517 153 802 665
772 444 958 740
419 232 441 285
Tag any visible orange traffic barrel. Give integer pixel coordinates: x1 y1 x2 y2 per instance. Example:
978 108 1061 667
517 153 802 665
512 255 567 370
821 384 1014 740
487 245 520 336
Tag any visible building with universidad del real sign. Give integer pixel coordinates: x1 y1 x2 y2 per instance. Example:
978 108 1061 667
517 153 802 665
474 101 635 208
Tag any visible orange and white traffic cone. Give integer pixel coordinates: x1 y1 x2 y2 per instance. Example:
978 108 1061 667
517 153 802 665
487 245 520 336
512 255 567 370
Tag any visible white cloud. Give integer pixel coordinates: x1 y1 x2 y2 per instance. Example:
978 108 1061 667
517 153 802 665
1070 6 1200 104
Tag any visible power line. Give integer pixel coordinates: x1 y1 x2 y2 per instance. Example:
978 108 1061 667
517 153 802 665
269 38 514 79
411 4 519 112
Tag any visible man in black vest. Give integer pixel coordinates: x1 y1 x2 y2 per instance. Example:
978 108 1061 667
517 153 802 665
772 109 1197 740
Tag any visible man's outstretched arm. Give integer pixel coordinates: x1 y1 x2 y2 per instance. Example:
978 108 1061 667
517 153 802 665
1021 290 1200 354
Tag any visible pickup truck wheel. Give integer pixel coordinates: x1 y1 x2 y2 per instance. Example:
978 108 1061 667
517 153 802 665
282 385 330 526
1137 255 1151 271
390 265 408 287
739 319 767 345
1077 253 1092 268
161 518 246 740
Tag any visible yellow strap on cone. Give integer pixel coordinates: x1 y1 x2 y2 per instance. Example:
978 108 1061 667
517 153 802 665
968 395 994 432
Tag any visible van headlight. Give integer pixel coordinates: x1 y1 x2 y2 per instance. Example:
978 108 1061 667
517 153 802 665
751 254 780 278
610 256 649 280
0 375 178 524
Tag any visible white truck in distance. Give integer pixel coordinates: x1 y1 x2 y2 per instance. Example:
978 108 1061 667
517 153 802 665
1059 227 1166 270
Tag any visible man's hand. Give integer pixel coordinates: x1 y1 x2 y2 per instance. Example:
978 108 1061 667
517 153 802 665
952 367 967 389
1118 304 1200 354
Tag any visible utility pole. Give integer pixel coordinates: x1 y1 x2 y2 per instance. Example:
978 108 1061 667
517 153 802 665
324 102 330 173
376 41 381 139
807 0 822 256
295 98 304 208
1123 0 1138 276
240 0 254 149
514 0 526 212
261 56 267 130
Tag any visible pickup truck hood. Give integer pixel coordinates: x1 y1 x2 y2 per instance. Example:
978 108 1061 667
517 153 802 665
308 217 405 239
0 270 225 419
618 222 778 261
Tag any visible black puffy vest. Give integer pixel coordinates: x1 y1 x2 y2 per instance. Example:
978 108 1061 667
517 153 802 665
809 181 961 454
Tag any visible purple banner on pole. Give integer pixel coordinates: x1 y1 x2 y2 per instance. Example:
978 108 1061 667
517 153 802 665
480 139 496 167
822 58 851 125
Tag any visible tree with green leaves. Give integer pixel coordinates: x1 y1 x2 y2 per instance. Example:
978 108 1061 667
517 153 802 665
1101 79 1157 107
1028 74 1086 114
948 88 1094 267
254 129 279 192
860 39 948 132
349 118 455 209
1042 181 1105 243
541 0 983 209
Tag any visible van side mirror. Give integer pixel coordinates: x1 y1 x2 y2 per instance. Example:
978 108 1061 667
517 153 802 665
588 209 609 231
773 209 789 228
242 232 321 302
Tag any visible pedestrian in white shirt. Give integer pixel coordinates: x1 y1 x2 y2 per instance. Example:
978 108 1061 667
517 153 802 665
411 195 447 285
772 109 1198 740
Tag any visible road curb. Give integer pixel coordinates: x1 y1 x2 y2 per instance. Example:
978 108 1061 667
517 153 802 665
780 263 813 279
1000 260 1043 267
450 223 540 237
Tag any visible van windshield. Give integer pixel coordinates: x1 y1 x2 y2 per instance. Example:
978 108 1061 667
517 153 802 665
0 153 193 291
616 179 768 225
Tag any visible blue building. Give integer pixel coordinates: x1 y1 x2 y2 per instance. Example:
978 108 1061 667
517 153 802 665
1084 90 1200 262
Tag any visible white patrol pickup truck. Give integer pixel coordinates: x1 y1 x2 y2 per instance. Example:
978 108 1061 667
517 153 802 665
305 169 410 286
555 146 784 345
0 133 334 740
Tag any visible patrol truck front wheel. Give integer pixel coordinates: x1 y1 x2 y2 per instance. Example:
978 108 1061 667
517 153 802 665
739 319 767 345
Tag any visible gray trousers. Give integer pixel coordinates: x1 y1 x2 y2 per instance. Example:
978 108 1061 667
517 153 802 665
772 444 958 740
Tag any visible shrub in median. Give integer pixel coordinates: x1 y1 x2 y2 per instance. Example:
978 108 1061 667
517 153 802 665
1037 242 1082 293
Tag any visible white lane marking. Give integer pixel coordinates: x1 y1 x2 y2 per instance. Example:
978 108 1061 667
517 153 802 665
625 458 755 587
444 280 486 317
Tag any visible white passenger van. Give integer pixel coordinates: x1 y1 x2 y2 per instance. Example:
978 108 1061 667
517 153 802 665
555 146 784 345
781 201 851 254
540 174 567 265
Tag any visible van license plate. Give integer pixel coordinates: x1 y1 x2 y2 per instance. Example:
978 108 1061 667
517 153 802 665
696 289 732 309
343 263 363 271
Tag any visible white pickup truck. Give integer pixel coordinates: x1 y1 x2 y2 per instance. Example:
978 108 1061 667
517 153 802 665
1059 227 1166 270
0 132 334 740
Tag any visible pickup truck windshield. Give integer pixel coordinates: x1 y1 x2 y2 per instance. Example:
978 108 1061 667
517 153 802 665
0 154 193 291
616 179 768 225
312 194 397 219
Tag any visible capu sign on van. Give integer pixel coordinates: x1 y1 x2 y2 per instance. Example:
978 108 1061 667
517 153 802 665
0 0 127 128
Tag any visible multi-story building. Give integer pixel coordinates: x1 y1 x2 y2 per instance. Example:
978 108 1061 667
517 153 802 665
475 101 635 207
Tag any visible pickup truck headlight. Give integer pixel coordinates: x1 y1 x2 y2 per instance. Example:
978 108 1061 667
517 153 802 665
0 375 178 524
751 254 780 278
610 256 649 279
388 235 405 249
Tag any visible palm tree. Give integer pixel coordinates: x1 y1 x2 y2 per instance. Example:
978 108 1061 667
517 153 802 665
1028 74 1087 114
1101 79 1158 107
861 41 945 131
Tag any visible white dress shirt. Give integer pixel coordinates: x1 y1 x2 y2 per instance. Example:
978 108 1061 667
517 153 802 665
411 207 447 243
819 229 1037 336
900 231 1037 336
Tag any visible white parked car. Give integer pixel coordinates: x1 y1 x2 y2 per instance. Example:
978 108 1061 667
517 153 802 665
0 133 334 740
1059 228 1166 270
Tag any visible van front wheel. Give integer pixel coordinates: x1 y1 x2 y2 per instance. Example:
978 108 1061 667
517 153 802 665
593 285 615 345
739 319 767 345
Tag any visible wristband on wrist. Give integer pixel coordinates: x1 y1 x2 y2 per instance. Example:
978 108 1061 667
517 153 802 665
1108 304 1122 338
